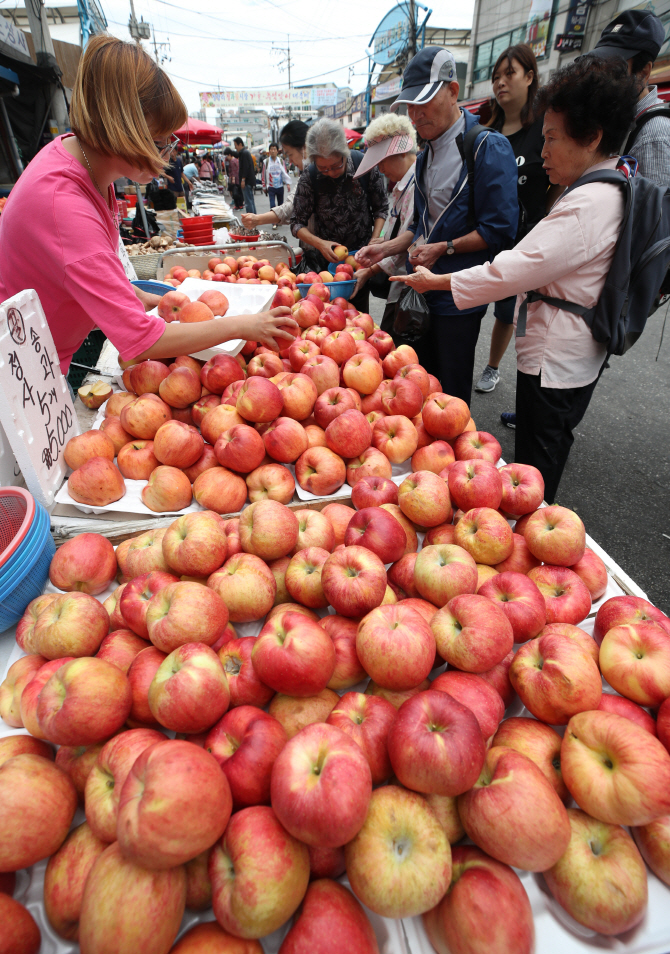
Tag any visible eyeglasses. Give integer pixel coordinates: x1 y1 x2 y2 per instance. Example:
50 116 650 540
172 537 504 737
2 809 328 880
315 156 346 176
154 134 180 158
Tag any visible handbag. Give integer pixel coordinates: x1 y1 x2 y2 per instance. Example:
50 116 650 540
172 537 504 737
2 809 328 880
393 285 431 343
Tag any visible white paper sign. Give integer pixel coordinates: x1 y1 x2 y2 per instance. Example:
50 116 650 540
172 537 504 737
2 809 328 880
0 289 80 508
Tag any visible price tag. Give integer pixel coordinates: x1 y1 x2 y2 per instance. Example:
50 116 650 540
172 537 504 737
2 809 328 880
0 289 80 508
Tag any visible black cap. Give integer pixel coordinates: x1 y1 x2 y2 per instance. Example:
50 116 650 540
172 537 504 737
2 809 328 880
391 46 457 112
593 9 665 62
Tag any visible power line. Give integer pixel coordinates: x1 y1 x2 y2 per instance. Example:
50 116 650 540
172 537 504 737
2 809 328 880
166 52 369 90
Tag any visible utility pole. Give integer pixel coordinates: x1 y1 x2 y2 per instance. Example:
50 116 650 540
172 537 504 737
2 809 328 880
408 0 417 58
128 0 151 46
24 0 70 134
274 35 293 118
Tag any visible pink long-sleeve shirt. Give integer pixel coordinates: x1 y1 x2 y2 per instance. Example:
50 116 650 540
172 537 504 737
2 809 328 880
451 158 624 388
0 135 165 375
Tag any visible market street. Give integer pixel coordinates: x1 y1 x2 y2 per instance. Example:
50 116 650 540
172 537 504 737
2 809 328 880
260 175 670 614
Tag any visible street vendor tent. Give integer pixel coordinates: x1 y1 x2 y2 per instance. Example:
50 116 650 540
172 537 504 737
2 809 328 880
344 127 363 143
175 118 224 146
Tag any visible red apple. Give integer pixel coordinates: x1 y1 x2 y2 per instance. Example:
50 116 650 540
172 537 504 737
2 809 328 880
524 505 586 566
510 633 602 724
431 593 514 673
252 611 335 696
527 564 592 625
205 705 287 807
321 546 387 618
356 603 435 691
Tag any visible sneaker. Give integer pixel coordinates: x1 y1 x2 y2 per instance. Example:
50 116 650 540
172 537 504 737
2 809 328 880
475 365 500 392
501 411 516 429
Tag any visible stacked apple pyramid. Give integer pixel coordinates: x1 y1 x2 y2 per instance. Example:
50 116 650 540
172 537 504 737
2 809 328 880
3 304 670 952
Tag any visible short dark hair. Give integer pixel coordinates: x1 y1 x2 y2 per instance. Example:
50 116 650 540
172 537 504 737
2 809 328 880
280 120 309 149
536 56 639 156
489 43 539 130
233 137 244 146
630 50 653 74
269 142 278 149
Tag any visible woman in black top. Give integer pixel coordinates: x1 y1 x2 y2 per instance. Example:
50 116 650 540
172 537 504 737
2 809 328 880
475 43 556 405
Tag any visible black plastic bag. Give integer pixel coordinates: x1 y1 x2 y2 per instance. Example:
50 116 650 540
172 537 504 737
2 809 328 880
393 286 431 342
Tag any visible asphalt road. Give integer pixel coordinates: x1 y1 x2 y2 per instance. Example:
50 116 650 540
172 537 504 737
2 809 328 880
244 180 670 614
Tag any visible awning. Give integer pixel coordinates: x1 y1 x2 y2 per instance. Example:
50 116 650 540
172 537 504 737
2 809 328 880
344 127 363 143
175 118 224 146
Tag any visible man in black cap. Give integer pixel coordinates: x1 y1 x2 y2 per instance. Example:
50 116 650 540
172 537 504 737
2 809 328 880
356 46 519 406
592 9 670 186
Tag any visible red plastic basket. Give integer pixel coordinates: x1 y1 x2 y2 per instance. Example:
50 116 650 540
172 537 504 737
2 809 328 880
0 488 35 569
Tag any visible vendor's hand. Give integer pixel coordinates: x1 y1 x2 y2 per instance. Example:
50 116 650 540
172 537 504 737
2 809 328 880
318 239 341 264
134 287 162 312
239 307 298 351
240 178 246 189
389 265 438 294
241 213 258 229
408 243 443 269
353 267 372 297
355 244 387 268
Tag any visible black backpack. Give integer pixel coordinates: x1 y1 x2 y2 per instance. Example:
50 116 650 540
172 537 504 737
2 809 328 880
516 166 670 356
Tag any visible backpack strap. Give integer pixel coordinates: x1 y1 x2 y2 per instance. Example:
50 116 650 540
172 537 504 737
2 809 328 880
624 105 670 154
455 123 488 232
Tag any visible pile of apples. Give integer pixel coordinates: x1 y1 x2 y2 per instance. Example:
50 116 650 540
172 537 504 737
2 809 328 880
3 372 670 954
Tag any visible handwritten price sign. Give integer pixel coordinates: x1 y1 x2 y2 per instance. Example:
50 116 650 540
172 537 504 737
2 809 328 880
0 289 80 507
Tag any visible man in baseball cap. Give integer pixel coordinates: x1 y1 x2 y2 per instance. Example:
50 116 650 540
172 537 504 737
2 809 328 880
591 9 670 186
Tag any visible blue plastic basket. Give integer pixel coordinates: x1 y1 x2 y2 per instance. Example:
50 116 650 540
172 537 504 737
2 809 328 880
131 279 175 295
0 503 55 633
297 278 357 302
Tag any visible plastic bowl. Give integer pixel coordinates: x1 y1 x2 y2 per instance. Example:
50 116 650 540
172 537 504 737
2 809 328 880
298 278 357 302
0 502 55 633
0 488 35 569
229 233 260 243
181 215 213 229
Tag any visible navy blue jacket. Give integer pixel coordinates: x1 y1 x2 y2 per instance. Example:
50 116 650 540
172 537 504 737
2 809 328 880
408 108 519 315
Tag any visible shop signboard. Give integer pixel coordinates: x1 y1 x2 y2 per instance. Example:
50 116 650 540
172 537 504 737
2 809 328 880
372 75 403 101
0 16 31 63
369 4 415 65
564 0 592 35
555 33 584 50
310 87 338 108
199 89 311 109
526 0 555 57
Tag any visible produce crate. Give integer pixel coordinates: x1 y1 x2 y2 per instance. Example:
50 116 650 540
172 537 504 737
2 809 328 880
157 240 298 279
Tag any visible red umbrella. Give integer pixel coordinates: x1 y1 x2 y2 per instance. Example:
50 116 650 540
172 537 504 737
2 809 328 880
175 118 224 146
344 127 363 143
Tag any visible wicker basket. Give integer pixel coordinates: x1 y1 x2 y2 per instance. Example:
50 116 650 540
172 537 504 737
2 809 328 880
129 252 162 280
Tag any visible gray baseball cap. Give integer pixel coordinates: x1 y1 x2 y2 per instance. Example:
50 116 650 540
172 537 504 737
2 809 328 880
391 47 457 112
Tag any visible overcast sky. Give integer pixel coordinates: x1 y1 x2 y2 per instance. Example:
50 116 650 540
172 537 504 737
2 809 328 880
97 0 476 113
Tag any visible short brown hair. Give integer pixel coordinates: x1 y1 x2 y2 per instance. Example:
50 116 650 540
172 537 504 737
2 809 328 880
488 44 539 131
70 34 187 176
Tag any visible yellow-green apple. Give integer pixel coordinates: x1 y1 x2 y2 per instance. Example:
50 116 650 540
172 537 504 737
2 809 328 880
44 821 107 941
326 691 396 784
492 717 568 800
285 547 330 609
199 402 244 444
659 697 670 751
561 709 670 825
382 344 419 378
276 372 318 420
37 657 132 746
448 459 503 512
124 527 170 578
219 637 274 709
458 746 571 870
148 642 229 733
357 604 435 691
320 502 353 546
478 650 516 707
54 743 102 802
524 505 586 566
599 621 670 706
129 360 171 395
351 474 398 509
598 692 656 735
431 593 514 673
569 547 608 601
127 646 166 726
78 841 186 954
158 366 201 409
239 499 299 560
0 893 40 954
247 352 284 378
494 532 540 574
325 409 372 459
281 879 379 954
141 464 193 512
200 354 245 394
208 553 276 622
431 671 505 742
398 470 452 528
314 387 357 428
421 393 469 440
454 507 513 566
476 564 499 591
368 329 395 357
423 845 534 954
344 507 406 564
413 544 478 607
84 728 165 842
210 805 309 937
117 739 231 869
235 376 283 423
268 688 339 739
290 509 335 553
345 784 451 917
120 570 180 638
381 378 423 418
411 440 455 475
633 815 670 886
290 338 320 371
479 571 544 645
342 354 384 394
120 392 172 440
510 633 602 724
271 722 372 847
68 456 126 507
252 611 335 696
497 461 544 515
321 545 387 618
372 414 418 463
193 466 247 514
172 921 263 953
64 429 115 469
528 564 592 625
0 654 46 727
320 615 366 689
346 446 393 485
295 446 346 496
246 461 296 504
263 417 309 463
593 594 670 645
206 705 287 807
0 753 77 870
387 552 420 599
184 847 213 910
215 423 266 472
145 580 229 653
0 734 53 766
388 689 485 796
543 808 648 935
49 533 116 595
29 591 109 660
162 510 227 578
301 355 340 395
423 793 464 844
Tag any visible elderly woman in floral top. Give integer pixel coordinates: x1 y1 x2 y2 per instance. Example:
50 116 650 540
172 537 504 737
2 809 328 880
290 118 389 312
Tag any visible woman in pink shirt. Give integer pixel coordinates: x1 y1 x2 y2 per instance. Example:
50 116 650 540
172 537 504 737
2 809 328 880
0 36 295 377
392 58 639 502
